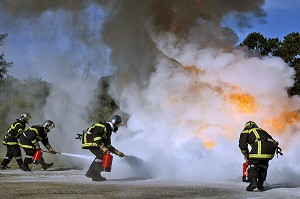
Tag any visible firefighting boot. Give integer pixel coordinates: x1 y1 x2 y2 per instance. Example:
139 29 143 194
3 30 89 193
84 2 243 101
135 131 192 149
0 165 10 169
246 178 258 191
86 161 106 181
21 163 31 171
0 157 11 169
39 157 54 171
16 157 24 169
91 174 106 181
257 181 264 191
85 170 107 181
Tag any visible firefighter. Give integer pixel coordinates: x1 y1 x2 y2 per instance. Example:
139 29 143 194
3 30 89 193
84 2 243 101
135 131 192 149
19 120 57 171
239 121 281 191
1 112 31 169
82 115 125 181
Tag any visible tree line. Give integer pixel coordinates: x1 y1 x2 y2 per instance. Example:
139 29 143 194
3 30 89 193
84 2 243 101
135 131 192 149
240 32 300 96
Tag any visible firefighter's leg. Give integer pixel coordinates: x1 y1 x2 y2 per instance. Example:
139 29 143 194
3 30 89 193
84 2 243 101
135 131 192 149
0 146 13 169
257 160 269 191
0 157 11 169
246 159 259 191
39 157 54 171
12 145 23 168
86 148 106 181
21 148 34 171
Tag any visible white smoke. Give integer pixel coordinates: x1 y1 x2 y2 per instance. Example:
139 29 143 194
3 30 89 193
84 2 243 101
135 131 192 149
104 1 300 184
1 0 300 186
108 34 300 183
0 2 114 168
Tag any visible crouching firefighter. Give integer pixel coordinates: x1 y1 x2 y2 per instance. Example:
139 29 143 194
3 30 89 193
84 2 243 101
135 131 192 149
80 115 125 181
19 120 57 171
1 112 31 169
239 121 283 191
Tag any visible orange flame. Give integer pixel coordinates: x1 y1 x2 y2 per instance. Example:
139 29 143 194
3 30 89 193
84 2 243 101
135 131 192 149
229 93 256 114
184 65 203 75
262 111 300 134
194 124 217 150
203 140 216 150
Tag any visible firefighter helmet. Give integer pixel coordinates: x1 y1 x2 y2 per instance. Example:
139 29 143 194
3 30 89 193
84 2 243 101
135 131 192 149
19 112 31 123
110 115 123 132
245 121 258 129
43 120 55 132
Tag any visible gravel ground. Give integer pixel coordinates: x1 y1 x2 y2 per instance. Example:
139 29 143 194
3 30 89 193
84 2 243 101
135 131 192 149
1 168 300 199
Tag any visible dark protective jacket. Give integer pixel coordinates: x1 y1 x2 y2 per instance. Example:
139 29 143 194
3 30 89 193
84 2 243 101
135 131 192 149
19 125 52 150
239 126 278 160
81 122 116 152
3 119 26 146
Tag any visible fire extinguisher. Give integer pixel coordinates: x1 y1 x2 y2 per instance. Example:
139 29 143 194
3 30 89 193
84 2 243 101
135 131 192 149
33 150 43 164
102 153 113 172
242 161 249 182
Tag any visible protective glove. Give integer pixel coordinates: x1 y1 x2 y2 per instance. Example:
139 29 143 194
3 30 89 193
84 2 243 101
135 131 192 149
115 149 125 158
101 146 110 154
34 142 41 151
48 148 57 154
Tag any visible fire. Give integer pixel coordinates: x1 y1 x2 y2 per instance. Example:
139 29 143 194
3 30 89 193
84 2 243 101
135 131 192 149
228 93 256 114
194 124 217 150
203 140 216 150
184 65 203 75
262 111 300 134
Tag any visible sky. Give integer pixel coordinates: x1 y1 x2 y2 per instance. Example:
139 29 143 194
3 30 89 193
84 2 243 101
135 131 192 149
234 0 300 41
1 0 300 184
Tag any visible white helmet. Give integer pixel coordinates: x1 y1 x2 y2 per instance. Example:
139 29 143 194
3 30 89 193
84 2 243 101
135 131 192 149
109 115 123 132
42 120 55 132
19 112 31 123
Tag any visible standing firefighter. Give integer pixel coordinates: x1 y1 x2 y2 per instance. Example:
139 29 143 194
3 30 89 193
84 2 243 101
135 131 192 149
1 112 31 169
82 115 125 181
239 121 282 191
19 120 57 171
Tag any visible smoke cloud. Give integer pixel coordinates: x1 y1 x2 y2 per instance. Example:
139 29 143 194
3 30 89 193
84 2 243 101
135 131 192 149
1 0 300 184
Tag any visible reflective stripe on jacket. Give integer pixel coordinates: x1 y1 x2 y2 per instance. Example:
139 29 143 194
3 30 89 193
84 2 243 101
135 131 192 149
81 122 115 152
239 127 277 160
19 125 50 149
3 120 26 146
82 123 107 148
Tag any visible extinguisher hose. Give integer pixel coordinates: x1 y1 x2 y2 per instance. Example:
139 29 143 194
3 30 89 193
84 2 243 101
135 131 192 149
41 150 62 154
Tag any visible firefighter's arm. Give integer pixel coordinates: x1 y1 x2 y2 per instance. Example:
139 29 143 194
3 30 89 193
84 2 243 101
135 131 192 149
105 139 115 154
238 132 249 160
106 142 125 158
27 131 40 150
32 140 41 151
45 143 57 154
16 128 24 138
100 144 110 153
94 136 109 153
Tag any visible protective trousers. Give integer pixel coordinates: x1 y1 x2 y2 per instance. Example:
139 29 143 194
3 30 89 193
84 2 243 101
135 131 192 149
1 145 23 168
22 148 53 170
87 148 104 177
23 148 35 165
38 157 54 170
248 159 269 183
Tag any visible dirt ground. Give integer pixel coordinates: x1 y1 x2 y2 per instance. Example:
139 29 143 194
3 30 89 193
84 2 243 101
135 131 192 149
1 167 300 199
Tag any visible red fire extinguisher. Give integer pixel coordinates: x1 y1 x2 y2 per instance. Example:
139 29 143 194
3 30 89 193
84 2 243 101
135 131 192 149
242 161 249 182
33 150 43 164
102 153 113 172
